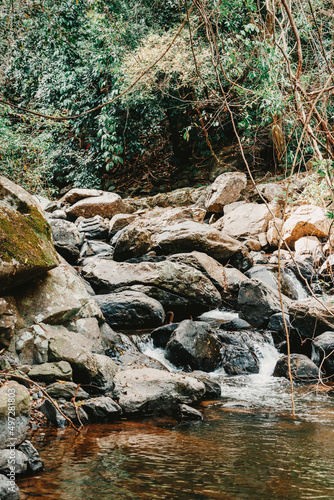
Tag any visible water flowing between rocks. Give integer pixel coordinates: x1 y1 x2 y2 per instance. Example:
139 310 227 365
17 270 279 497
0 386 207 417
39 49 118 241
18 323 334 500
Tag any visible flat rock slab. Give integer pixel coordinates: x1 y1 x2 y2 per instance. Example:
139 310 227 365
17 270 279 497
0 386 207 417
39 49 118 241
0 175 59 293
66 192 126 219
113 367 205 415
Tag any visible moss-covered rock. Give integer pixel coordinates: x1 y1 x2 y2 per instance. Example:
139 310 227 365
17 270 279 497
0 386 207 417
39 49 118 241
0 176 59 293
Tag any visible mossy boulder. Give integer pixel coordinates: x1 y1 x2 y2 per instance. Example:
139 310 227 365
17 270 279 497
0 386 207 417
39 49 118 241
0 176 59 293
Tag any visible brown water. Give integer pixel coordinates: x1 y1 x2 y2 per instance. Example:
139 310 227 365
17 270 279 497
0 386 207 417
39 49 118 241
18 381 334 500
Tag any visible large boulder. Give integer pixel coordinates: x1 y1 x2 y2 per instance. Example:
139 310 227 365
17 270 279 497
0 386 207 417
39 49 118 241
238 278 286 328
113 368 206 415
282 205 330 248
152 221 245 260
204 172 247 213
59 188 103 205
312 332 334 377
14 261 102 326
0 474 20 500
81 258 222 315
0 297 18 348
95 291 165 330
220 344 259 375
66 192 126 219
49 219 82 263
165 320 221 372
0 175 59 293
288 299 334 339
274 354 319 382
0 381 31 447
113 226 153 261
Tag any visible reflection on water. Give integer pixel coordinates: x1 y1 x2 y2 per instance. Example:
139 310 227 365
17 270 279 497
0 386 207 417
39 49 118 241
19 385 334 500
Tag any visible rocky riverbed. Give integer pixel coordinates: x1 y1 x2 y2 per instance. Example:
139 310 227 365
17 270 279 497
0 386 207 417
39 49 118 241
1 171 334 498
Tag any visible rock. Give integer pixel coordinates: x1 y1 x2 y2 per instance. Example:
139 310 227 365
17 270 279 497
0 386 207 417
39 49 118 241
15 326 48 365
81 258 222 315
59 188 104 205
0 382 30 446
77 215 109 239
273 354 319 382
176 404 203 420
204 172 247 213
113 368 206 415
109 213 138 237
295 236 322 259
220 344 259 375
40 398 88 427
125 187 205 212
245 265 278 290
165 320 221 372
282 205 330 248
66 192 126 219
220 317 252 330
79 240 113 259
18 440 43 473
14 262 101 326
49 219 82 263
268 312 292 333
188 371 221 399
80 396 122 421
115 352 167 372
0 175 59 293
28 361 73 383
213 202 275 245
45 381 89 400
266 218 284 247
113 226 153 261
0 473 20 500
0 449 28 475
238 278 287 328
65 317 104 349
48 209 67 219
0 297 18 348
96 291 165 330
288 299 334 339
152 221 245 260
151 323 179 348
100 323 140 357
312 332 334 376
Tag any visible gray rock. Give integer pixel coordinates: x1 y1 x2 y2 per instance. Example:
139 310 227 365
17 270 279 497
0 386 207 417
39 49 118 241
77 215 109 239
0 297 18 349
28 361 73 383
80 397 122 421
0 449 28 475
113 368 206 415
66 192 126 219
45 382 89 400
176 404 203 420
151 323 179 348
0 473 20 499
95 291 165 330
59 188 103 205
0 175 59 294
40 399 89 427
188 371 221 399
113 226 153 261
116 352 167 372
0 382 31 447
100 323 140 357
165 320 221 372
220 317 252 330
288 299 334 339
204 172 247 213
80 240 113 259
274 354 320 382
312 332 334 376
49 219 81 263
220 344 259 375
18 440 43 473
15 326 49 365
268 312 291 333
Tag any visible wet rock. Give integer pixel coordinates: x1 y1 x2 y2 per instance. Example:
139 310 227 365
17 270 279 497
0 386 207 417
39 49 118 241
268 312 292 333
312 332 334 376
176 404 203 421
151 323 179 348
113 368 205 415
220 317 252 330
80 396 122 421
245 265 278 290
0 175 59 293
77 215 109 240
165 320 221 372
45 381 89 400
188 371 221 399
15 326 48 365
49 219 81 263
66 192 126 219
28 361 73 383
152 221 245 260
0 382 31 446
95 291 165 330
0 450 28 475
79 240 113 259
204 172 247 213
220 344 259 375
0 297 18 348
40 398 89 427
113 226 153 261
282 205 330 248
238 278 286 328
81 259 222 314
18 440 43 473
0 473 20 499
100 323 140 357
273 354 319 382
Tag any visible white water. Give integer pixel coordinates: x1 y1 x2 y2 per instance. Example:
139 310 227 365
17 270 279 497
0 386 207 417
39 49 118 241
283 268 309 301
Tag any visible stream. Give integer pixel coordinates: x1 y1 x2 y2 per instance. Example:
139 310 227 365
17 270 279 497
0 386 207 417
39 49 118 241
18 331 334 500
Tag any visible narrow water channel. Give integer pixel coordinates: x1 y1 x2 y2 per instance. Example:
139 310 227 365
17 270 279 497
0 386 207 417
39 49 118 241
18 331 334 500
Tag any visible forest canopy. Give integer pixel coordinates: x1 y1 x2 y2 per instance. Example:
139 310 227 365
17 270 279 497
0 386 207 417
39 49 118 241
0 0 334 197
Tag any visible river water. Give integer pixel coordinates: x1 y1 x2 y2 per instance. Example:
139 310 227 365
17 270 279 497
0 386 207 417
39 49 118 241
18 334 334 500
